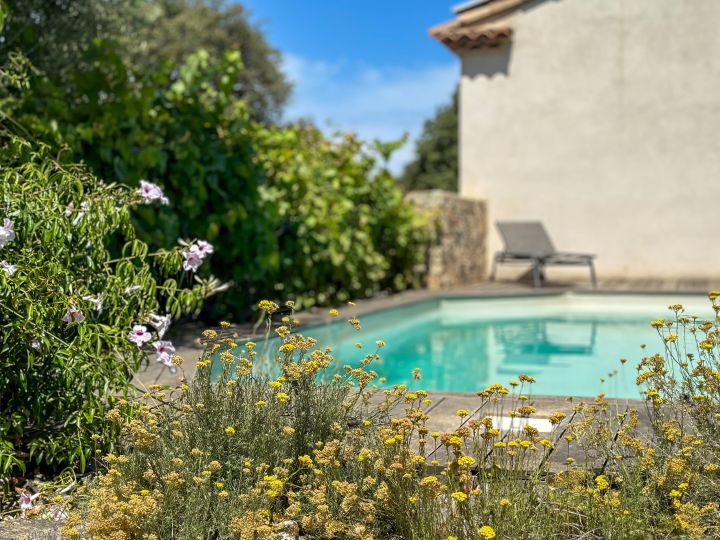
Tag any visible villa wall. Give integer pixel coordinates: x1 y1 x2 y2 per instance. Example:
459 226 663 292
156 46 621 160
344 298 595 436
459 0 720 279
407 190 487 289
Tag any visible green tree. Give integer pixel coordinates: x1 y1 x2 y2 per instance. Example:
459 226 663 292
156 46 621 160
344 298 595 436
10 46 278 320
0 0 140 83
256 126 429 308
126 0 291 122
0 0 291 122
400 89 458 192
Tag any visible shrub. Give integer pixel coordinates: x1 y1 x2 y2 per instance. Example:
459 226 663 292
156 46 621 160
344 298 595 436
7 45 429 319
8 46 277 320
256 126 429 308
59 295 720 539
0 134 216 477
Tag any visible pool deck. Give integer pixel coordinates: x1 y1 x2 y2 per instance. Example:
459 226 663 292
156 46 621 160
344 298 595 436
132 277 704 455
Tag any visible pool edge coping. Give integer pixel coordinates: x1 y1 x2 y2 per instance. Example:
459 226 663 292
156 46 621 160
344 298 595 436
294 286 711 330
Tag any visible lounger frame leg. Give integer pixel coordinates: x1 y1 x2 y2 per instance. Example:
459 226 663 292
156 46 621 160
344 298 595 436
589 260 597 288
490 255 498 281
531 258 542 288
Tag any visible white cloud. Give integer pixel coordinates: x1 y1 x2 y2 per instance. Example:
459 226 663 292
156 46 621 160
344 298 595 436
281 54 458 174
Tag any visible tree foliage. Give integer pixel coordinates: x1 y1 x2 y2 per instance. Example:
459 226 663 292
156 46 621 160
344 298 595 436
0 0 139 84
0 0 427 478
399 89 458 192
5 45 428 319
125 0 291 121
0 0 291 121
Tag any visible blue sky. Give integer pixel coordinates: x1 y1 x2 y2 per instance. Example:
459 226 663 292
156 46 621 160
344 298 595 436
241 0 459 172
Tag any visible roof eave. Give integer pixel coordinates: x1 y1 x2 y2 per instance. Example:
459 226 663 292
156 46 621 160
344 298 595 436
430 0 530 54
429 25 513 54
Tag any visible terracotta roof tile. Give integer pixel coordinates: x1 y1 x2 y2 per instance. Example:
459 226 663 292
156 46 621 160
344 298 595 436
430 24 513 53
430 0 530 54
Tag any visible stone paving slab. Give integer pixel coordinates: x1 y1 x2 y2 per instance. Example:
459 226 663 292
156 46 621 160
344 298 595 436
383 390 649 472
0 518 61 539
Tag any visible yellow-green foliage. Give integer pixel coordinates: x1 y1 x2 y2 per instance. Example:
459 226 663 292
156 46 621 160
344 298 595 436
257 127 429 308
61 296 720 539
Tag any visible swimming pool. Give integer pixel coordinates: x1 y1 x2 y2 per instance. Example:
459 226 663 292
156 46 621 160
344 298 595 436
229 293 712 399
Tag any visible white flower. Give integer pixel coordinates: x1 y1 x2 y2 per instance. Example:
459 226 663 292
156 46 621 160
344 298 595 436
124 285 142 295
192 240 214 259
72 201 90 226
19 492 40 511
82 293 104 313
0 218 15 248
31 337 41 350
138 180 169 205
149 313 172 339
64 202 74 217
62 305 85 324
153 340 176 366
182 249 203 272
128 324 152 347
0 260 16 276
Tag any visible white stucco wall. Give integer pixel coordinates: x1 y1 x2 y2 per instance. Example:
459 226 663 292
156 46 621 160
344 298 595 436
460 0 720 279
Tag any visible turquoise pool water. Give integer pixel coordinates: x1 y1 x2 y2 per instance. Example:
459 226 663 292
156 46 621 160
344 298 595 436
235 294 712 399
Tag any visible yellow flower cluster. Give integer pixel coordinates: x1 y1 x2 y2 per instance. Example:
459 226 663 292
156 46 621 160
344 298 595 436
258 299 279 313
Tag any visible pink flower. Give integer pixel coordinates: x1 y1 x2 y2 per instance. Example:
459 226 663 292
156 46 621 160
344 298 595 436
192 240 214 258
48 504 68 521
153 340 176 366
1 260 16 276
182 239 213 272
128 324 152 347
19 491 40 511
0 218 15 248
182 249 203 272
138 180 169 205
149 313 172 339
62 306 85 324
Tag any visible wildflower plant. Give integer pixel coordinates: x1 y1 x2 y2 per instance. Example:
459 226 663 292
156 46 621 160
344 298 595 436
0 134 217 477
62 301 399 539
64 297 720 539
628 295 720 537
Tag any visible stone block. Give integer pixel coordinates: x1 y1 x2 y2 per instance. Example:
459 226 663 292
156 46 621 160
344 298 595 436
406 190 487 289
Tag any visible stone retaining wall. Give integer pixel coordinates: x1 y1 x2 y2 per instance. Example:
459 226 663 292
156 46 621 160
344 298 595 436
406 190 487 289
